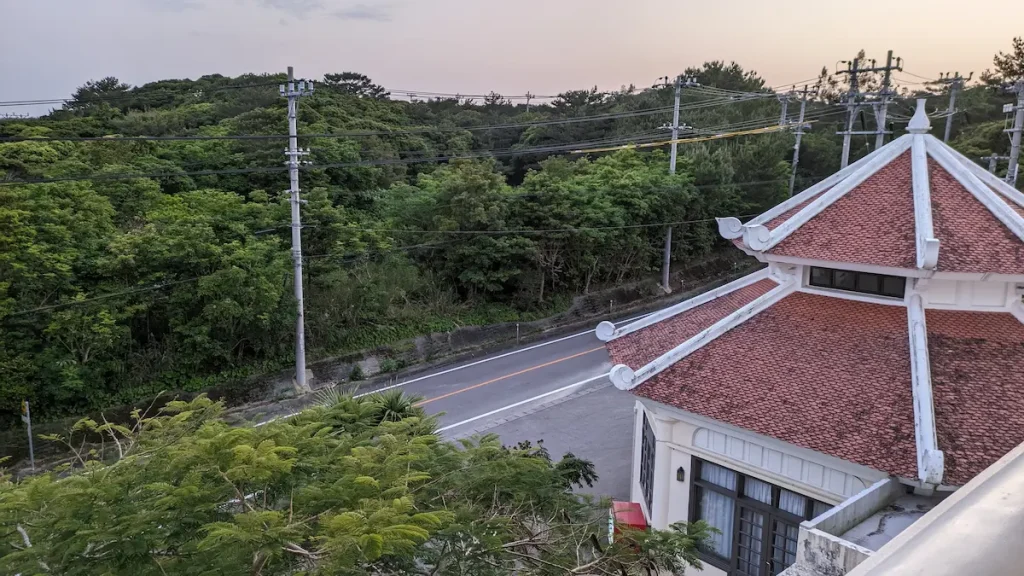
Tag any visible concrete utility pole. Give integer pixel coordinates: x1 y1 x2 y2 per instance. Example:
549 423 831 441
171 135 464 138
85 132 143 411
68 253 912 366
981 154 1009 174
788 84 816 196
660 75 699 293
938 72 971 143
838 58 861 169
525 92 534 113
280 67 314 392
837 52 902 166
1005 79 1024 187
873 50 902 149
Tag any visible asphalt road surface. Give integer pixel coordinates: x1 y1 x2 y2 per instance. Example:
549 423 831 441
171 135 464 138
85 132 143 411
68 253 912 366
350 315 646 501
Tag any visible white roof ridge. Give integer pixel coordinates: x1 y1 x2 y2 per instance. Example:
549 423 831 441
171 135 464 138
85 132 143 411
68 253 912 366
717 141 899 240
945 143 1024 209
912 134 940 269
926 136 1024 244
609 279 796 391
741 135 913 252
907 292 944 485
596 269 773 342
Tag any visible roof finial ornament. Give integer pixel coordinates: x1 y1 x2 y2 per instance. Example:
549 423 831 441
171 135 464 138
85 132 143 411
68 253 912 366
908 98 931 134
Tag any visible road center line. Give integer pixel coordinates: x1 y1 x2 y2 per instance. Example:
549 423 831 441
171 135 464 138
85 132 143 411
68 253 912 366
437 371 611 432
414 346 606 407
353 311 651 398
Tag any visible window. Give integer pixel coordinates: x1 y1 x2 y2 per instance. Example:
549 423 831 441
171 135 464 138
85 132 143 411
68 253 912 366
639 414 656 514
808 266 906 298
690 458 832 576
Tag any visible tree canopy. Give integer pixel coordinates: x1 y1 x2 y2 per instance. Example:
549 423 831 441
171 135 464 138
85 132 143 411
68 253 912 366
0 42 1021 426
0 393 710 575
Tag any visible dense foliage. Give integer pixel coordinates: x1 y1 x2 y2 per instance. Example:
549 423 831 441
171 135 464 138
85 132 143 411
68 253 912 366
1 41 1022 424
0 393 711 575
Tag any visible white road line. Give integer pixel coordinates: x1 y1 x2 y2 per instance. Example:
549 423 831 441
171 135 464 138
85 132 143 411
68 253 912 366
437 371 611 433
255 311 651 427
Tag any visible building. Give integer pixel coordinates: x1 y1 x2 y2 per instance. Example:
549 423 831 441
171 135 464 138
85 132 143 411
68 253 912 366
597 100 1024 576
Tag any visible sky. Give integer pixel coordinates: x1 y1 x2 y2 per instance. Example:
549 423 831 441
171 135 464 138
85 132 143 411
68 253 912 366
1 0 1022 115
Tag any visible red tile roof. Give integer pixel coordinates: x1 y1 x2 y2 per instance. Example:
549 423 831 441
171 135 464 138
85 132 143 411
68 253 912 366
607 278 778 368
768 151 917 269
630 292 918 478
763 192 826 230
929 160 1024 274
927 309 1024 485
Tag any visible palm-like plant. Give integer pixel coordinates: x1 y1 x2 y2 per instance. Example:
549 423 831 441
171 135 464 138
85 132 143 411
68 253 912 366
369 389 424 423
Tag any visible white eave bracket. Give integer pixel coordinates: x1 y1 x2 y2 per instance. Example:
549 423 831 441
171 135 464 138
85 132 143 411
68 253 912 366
596 269 772 342
907 292 945 485
609 280 796 391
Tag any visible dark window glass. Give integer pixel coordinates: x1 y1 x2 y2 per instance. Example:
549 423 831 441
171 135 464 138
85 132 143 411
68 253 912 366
690 459 831 576
856 273 881 294
809 267 832 287
834 270 857 290
639 414 656 514
808 267 906 299
812 501 834 519
882 276 907 298
770 519 800 575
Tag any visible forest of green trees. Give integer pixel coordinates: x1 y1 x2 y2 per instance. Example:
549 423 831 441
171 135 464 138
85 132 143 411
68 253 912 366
2 41 1023 425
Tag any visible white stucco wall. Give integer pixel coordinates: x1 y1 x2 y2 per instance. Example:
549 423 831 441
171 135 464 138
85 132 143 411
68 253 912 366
919 278 1015 309
629 397 891 575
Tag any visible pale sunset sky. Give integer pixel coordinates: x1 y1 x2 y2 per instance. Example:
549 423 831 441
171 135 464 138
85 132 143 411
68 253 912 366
1 0 1021 112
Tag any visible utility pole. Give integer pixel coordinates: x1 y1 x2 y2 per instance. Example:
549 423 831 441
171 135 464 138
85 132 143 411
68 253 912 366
789 84 816 196
980 154 1009 174
659 75 699 293
937 72 971 143
837 51 902 166
525 92 534 113
280 67 314 392
837 58 861 169
873 50 902 149
778 93 789 127
1005 79 1024 187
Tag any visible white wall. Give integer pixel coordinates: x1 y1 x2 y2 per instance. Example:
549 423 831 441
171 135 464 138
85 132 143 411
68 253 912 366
919 278 1014 310
636 399 887 532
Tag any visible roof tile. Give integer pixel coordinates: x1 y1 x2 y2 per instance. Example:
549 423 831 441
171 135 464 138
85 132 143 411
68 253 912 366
607 278 777 368
631 292 918 478
929 160 1024 274
928 309 1024 485
768 151 917 269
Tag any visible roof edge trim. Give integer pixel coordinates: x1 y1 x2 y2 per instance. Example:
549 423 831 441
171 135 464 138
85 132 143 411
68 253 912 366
596 269 772 342
951 146 1024 208
1010 299 1024 325
747 135 914 252
908 293 944 485
927 137 1024 244
912 134 940 269
610 280 796 391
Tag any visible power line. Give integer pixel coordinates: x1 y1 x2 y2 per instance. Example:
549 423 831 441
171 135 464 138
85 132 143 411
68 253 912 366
0 81 285 108
0 122 788 187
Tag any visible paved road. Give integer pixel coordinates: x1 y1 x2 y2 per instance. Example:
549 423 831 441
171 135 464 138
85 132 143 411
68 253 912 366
350 316 644 500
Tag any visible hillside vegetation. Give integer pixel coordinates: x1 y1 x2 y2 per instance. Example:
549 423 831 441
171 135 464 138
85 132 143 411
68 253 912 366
1 46 1022 424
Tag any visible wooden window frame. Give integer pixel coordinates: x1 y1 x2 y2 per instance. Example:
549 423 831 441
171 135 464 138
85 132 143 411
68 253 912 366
807 266 907 299
688 457 830 576
639 413 656 515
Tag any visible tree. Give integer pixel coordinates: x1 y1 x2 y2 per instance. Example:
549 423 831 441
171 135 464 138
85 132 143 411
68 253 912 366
989 37 1024 82
0 393 711 575
68 76 133 111
322 72 390 99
